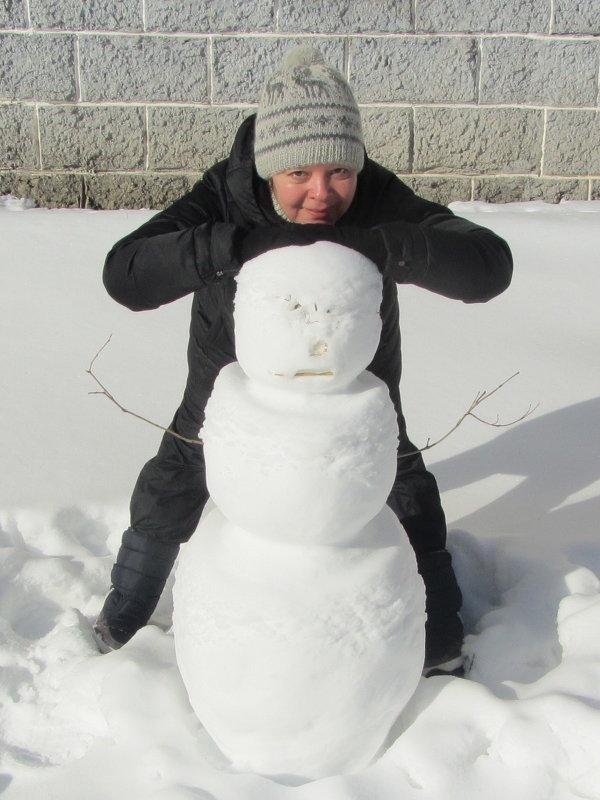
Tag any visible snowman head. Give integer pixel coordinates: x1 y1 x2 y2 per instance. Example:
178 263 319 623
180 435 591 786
234 241 383 393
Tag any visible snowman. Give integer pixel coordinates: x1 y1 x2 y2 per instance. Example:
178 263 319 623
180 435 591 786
172 241 426 779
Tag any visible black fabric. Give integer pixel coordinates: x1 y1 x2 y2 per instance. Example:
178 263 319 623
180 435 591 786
110 528 180 598
102 114 513 658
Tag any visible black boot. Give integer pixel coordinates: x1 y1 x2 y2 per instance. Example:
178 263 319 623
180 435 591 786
418 549 465 676
94 528 180 652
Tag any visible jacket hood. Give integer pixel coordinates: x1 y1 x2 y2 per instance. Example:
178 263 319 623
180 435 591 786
225 114 277 226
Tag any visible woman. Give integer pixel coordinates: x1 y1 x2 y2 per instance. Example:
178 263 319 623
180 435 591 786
95 47 512 676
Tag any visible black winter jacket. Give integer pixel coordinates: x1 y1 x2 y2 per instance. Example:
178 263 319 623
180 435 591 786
103 115 512 425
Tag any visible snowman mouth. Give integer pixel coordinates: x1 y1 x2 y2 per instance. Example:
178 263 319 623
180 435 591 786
273 370 334 377
294 370 334 377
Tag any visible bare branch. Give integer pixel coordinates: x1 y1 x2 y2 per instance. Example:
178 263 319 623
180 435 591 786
87 339 537 458
86 336 203 447
405 372 538 457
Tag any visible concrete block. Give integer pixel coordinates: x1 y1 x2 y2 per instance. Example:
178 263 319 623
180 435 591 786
39 105 145 170
360 107 411 173
212 37 345 103
146 0 274 32
0 104 37 168
84 173 197 210
473 176 589 203
553 0 600 34
416 0 550 32
414 107 543 174
79 35 208 103
149 106 250 171
592 181 600 200
29 0 143 31
481 38 599 106
544 110 600 176
0 0 27 28
0 33 76 101
350 37 477 103
0 171 84 207
403 175 472 205
279 0 411 32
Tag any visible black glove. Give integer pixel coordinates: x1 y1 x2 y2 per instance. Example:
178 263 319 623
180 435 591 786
321 225 389 273
238 224 331 265
238 223 389 273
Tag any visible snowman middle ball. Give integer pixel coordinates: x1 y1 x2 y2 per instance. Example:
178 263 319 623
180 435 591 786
201 242 398 544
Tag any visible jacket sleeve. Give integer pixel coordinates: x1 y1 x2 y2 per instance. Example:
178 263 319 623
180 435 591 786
377 194 513 304
102 176 241 311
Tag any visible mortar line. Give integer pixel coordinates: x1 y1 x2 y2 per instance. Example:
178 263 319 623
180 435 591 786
58 30 600 43
74 35 82 102
145 105 150 170
549 0 554 35
540 107 548 177
11 98 596 113
408 106 415 173
344 36 350 81
142 0 147 32
8 166 599 180
208 36 214 104
596 45 600 108
24 0 31 28
274 0 281 33
33 104 42 169
476 35 483 103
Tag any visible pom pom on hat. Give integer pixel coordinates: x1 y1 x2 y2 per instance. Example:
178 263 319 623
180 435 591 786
254 46 364 180
282 46 325 69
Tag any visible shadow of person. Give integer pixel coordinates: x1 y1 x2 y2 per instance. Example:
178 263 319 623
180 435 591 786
429 398 600 692
433 396 600 553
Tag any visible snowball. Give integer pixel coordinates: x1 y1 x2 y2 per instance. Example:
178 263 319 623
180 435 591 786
234 242 383 393
173 505 426 779
201 363 398 544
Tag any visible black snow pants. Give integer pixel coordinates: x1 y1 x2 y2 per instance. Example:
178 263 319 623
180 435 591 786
127 343 463 665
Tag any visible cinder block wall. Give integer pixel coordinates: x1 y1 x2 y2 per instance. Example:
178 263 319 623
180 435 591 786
1 1 599 209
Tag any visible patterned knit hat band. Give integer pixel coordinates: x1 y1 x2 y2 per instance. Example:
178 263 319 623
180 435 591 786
254 47 364 179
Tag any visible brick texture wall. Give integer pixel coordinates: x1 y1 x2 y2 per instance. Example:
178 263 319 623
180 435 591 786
1 0 599 208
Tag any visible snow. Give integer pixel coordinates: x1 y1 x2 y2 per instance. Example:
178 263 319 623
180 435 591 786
173 506 425 780
173 245 425 778
1 198 600 798
233 243 383 391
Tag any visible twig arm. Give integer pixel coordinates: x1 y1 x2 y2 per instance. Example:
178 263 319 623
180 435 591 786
86 336 203 447
411 372 538 455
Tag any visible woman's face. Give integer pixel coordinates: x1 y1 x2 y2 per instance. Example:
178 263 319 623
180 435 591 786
270 164 358 225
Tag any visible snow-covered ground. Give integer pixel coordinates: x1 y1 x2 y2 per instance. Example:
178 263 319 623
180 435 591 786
1 197 599 799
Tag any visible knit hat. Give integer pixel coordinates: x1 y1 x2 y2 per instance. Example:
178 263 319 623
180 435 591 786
254 46 364 180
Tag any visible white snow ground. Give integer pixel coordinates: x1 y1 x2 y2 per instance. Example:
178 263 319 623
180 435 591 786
0 196 599 799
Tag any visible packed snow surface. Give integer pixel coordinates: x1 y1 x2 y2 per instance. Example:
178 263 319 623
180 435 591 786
234 243 383 392
173 506 425 779
201 363 398 543
1 199 600 798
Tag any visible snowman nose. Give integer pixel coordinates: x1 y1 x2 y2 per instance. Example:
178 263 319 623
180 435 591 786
310 340 328 356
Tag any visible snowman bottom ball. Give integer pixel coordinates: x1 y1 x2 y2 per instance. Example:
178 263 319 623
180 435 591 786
173 505 426 779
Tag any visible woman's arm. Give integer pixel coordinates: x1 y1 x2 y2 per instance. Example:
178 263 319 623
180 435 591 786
378 208 513 303
102 174 240 311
